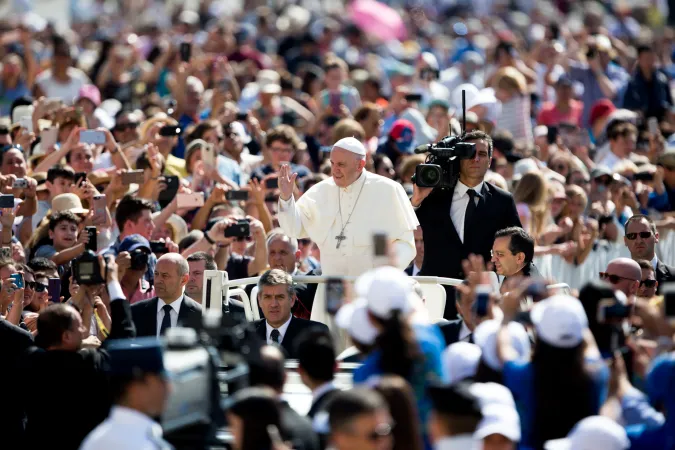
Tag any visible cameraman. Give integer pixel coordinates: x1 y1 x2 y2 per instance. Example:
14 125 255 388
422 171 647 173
412 131 521 318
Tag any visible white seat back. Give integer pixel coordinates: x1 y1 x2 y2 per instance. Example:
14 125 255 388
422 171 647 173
419 283 446 321
250 286 261 320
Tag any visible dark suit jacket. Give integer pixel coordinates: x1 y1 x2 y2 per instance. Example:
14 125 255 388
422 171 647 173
436 318 470 347
656 260 675 293
21 297 136 450
404 264 414 276
255 317 329 359
293 269 319 319
307 386 341 419
279 400 320 450
131 295 203 337
416 181 521 318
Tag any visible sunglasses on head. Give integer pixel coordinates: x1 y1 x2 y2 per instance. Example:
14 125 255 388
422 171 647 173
599 272 638 284
640 279 657 288
625 231 652 240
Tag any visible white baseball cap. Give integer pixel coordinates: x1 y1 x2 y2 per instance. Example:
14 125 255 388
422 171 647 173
531 295 588 348
474 404 521 443
332 136 367 157
544 416 629 450
335 301 379 345
442 342 481 385
473 320 531 371
470 382 516 409
354 266 416 319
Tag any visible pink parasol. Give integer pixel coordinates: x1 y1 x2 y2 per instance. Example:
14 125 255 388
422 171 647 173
348 0 407 42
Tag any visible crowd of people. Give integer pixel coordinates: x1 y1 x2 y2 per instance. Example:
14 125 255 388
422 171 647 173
1 0 675 449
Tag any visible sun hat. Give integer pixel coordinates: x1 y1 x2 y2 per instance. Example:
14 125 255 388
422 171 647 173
51 193 89 215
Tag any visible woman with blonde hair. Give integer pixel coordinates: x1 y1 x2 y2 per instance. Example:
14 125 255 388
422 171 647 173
557 185 599 265
493 67 533 142
331 118 366 143
513 171 549 238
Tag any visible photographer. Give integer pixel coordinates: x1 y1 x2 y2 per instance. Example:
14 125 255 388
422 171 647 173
412 131 521 318
116 235 155 304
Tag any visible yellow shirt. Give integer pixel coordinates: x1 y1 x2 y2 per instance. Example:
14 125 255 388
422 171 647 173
164 154 188 178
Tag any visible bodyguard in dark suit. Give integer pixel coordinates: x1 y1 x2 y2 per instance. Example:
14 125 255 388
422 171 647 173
255 269 328 359
295 329 340 419
436 282 474 347
18 255 137 450
412 131 521 318
624 214 675 294
491 227 542 289
248 345 321 450
131 253 202 337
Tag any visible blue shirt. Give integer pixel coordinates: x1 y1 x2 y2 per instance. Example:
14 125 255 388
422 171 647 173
569 61 630 127
217 155 245 186
503 358 609 449
353 324 445 427
0 80 30 117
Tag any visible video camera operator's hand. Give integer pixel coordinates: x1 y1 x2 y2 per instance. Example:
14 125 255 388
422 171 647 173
411 183 433 207
278 164 297 201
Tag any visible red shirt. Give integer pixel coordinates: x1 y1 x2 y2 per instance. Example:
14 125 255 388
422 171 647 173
536 100 584 127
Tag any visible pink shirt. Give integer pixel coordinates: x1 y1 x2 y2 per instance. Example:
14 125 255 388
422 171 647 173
536 100 583 127
123 278 156 304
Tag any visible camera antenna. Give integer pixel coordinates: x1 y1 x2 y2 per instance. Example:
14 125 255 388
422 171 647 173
461 89 466 137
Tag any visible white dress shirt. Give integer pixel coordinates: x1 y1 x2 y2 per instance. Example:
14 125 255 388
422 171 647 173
266 315 292 344
459 321 472 342
450 181 484 243
156 295 184 337
412 263 421 276
79 406 168 450
651 254 659 270
433 434 481 450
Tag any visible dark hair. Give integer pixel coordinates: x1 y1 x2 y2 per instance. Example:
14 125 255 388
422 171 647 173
178 230 204 253
473 359 503 384
494 227 535 264
227 387 282 450
136 152 165 174
47 165 75 183
636 43 653 55
624 214 656 235
48 211 80 231
258 269 295 298
370 310 421 380
636 259 653 271
185 120 220 144
532 340 595 448
35 304 77 348
296 329 336 383
17 263 34 276
607 121 637 141
186 251 217 270
462 130 493 158
328 388 387 433
115 195 154 232
372 376 424 450
28 257 58 275
248 346 286 392
265 125 300 152
64 144 92 164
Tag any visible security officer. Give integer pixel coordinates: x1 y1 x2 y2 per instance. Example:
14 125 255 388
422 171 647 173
79 338 173 450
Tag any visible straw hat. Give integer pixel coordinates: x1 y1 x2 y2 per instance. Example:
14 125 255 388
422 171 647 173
152 212 188 243
51 193 89 215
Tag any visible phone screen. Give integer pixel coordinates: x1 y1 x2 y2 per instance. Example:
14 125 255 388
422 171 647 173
226 190 249 201
48 278 61 303
158 176 179 208
325 279 344 315
265 178 279 189
10 273 24 289
0 194 15 208
373 233 387 257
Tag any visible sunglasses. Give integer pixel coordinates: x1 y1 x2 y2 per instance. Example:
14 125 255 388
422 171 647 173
599 272 638 284
640 279 657 288
26 281 48 292
625 231 652 240
233 236 252 242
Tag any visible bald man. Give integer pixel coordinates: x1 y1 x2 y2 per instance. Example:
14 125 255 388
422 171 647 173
600 257 641 298
131 253 203 337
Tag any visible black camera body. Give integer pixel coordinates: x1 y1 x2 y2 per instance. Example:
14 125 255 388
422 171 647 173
73 250 103 285
413 135 476 189
130 249 150 271
225 219 250 238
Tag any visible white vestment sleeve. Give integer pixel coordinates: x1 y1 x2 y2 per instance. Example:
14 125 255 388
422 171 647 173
393 229 416 270
278 195 307 238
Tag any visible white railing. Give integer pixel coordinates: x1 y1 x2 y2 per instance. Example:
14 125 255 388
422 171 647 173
533 230 675 291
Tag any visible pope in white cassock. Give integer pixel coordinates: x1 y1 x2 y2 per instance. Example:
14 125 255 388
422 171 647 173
278 137 419 325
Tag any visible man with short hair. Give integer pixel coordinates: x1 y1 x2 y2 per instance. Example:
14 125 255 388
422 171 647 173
635 260 659 298
117 235 155 305
131 253 202 337
624 214 675 292
248 345 321 450
491 227 540 285
28 257 59 279
427 381 483 449
80 338 172 449
255 269 328 358
405 226 424 276
296 329 339 419
595 121 637 171
327 388 394 450
186 251 247 318
600 257 642 299
413 131 521 318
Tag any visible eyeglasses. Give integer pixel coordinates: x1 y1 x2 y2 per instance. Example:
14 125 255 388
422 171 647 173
269 145 293 154
599 272 638 284
640 279 657 288
625 231 652 240
359 423 394 442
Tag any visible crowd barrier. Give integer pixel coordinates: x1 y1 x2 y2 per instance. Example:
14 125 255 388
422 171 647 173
533 230 675 291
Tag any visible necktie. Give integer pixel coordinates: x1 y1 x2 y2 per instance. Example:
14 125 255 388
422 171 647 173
463 189 478 242
160 304 173 335
270 329 281 344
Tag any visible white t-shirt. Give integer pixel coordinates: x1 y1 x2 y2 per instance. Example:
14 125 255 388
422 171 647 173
36 68 91 105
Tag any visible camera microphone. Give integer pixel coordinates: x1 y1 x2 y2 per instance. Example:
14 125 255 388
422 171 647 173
414 144 430 154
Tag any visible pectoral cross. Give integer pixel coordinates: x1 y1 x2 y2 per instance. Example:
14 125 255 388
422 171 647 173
335 231 347 249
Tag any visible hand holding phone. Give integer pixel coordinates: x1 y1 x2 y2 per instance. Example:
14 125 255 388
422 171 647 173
473 285 491 318
10 273 23 290
121 170 145 185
